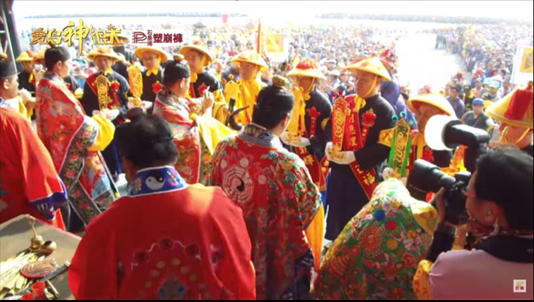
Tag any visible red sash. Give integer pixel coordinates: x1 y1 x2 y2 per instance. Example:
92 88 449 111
332 95 377 199
295 106 328 191
85 73 121 111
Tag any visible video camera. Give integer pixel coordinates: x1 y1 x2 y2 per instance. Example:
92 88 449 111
407 115 490 225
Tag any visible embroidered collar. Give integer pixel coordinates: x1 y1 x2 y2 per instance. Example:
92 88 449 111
128 166 187 196
158 87 193 109
240 123 284 149
43 71 62 82
146 67 160 77
157 87 175 103
101 69 114 76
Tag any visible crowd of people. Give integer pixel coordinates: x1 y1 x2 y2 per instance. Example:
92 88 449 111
435 24 532 100
1 18 533 300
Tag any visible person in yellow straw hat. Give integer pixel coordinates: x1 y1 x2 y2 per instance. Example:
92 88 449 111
179 41 224 105
282 58 332 193
133 46 168 112
322 56 396 242
81 46 132 180
223 50 268 126
16 50 36 94
486 83 533 156
406 92 456 169
82 46 130 117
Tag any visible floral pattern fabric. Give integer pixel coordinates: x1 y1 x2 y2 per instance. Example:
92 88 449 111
153 89 208 185
313 178 437 300
36 72 116 227
210 123 322 299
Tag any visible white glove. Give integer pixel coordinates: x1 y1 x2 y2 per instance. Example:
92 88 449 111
142 101 153 110
17 89 34 104
202 90 214 109
99 108 120 120
325 141 356 165
382 167 394 180
281 132 311 148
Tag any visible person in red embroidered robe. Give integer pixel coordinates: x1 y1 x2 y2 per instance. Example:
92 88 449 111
0 55 67 228
35 44 117 232
211 77 322 299
68 114 256 299
153 55 232 185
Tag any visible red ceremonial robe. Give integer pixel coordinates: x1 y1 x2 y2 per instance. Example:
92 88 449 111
153 89 205 184
0 107 67 229
68 166 256 299
36 72 116 228
154 88 233 185
211 123 322 299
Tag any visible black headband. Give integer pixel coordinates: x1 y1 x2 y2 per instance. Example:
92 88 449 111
0 53 17 78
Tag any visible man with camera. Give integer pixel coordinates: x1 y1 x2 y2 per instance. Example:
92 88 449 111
412 148 533 299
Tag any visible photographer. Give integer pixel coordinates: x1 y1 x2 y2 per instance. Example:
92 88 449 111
413 148 533 299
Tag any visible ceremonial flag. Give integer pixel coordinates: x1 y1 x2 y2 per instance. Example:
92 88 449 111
511 46 533 86
256 19 262 54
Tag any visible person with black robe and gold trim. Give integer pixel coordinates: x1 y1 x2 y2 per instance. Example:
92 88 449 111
179 42 226 122
133 46 168 113
282 58 332 193
323 56 395 242
81 46 130 180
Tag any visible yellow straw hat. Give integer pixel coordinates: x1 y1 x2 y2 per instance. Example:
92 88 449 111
486 87 533 129
16 50 34 63
134 46 168 62
407 93 455 116
346 56 391 81
286 58 326 80
178 41 214 66
231 50 268 71
87 46 121 62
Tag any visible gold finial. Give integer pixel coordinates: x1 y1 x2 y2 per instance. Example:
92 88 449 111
272 75 290 89
173 53 185 62
28 216 44 251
